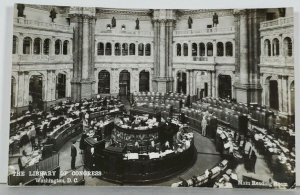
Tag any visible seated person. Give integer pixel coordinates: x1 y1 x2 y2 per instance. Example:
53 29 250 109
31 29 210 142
149 140 156 152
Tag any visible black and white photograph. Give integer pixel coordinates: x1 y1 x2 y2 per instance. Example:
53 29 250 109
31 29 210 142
7 3 295 189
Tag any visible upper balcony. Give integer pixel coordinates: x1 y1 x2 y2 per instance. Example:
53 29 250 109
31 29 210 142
260 56 294 67
14 18 73 33
173 26 235 37
260 17 293 30
13 54 73 64
173 56 235 65
95 55 154 64
97 29 154 37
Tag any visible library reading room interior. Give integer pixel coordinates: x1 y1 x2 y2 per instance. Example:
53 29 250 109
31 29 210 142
8 4 295 188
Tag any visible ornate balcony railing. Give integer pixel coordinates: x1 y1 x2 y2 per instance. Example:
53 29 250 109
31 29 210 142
14 18 73 32
13 54 73 63
260 17 293 30
98 29 154 36
174 26 235 36
260 56 294 66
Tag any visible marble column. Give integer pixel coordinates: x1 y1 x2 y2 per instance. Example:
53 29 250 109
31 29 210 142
82 17 89 79
278 76 283 112
17 72 25 107
239 11 248 84
69 7 96 100
187 70 190 95
159 20 166 78
212 71 216 97
213 40 217 57
209 71 213 96
282 76 288 113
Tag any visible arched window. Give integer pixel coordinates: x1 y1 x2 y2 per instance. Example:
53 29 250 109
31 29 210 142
56 73 66 99
138 43 144 56
129 43 135 55
55 39 61 55
43 39 50 55
207 42 213 56
97 42 104 55
283 37 292 57
115 43 121 56
192 43 197 56
98 70 110 94
23 37 32 54
33 38 42 54
272 38 280 56
29 75 43 109
105 42 112 55
122 43 128 56
199 43 205 56
264 39 271 56
106 24 111 30
183 43 188 56
176 43 181 56
218 75 232 99
225 42 233 56
63 40 69 55
145 43 151 56
217 42 224 56
139 70 149 92
12 36 18 54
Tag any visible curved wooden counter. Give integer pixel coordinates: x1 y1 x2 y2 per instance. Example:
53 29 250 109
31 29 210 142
84 138 196 184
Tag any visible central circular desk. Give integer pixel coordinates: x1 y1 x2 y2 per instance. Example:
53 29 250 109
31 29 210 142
83 114 196 184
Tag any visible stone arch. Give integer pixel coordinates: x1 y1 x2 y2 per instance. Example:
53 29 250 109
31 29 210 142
119 69 131 96
98 69 111 94
225 41 233 56
54 39 62 55
265 76 279 110
207 42 213 56
283 36 293 57
217 74 232 99
43 38 51 55
217 42 224 56
33 37 42 55
23 36 32 54
272 38 280 56
28 71 46 109
139 69 150 92
264 39 271 56
145 43 151 56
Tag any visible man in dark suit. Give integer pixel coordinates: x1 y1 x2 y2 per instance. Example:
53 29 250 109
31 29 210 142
71 141 77 170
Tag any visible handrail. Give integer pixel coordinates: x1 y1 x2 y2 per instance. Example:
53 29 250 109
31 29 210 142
260 17 293 29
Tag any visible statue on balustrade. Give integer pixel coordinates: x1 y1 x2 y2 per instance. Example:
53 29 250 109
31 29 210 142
213 12 219 27
49 8 57 22
17 4 25 17
112 17 116 28
188 16 193 29
135 18 140 30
